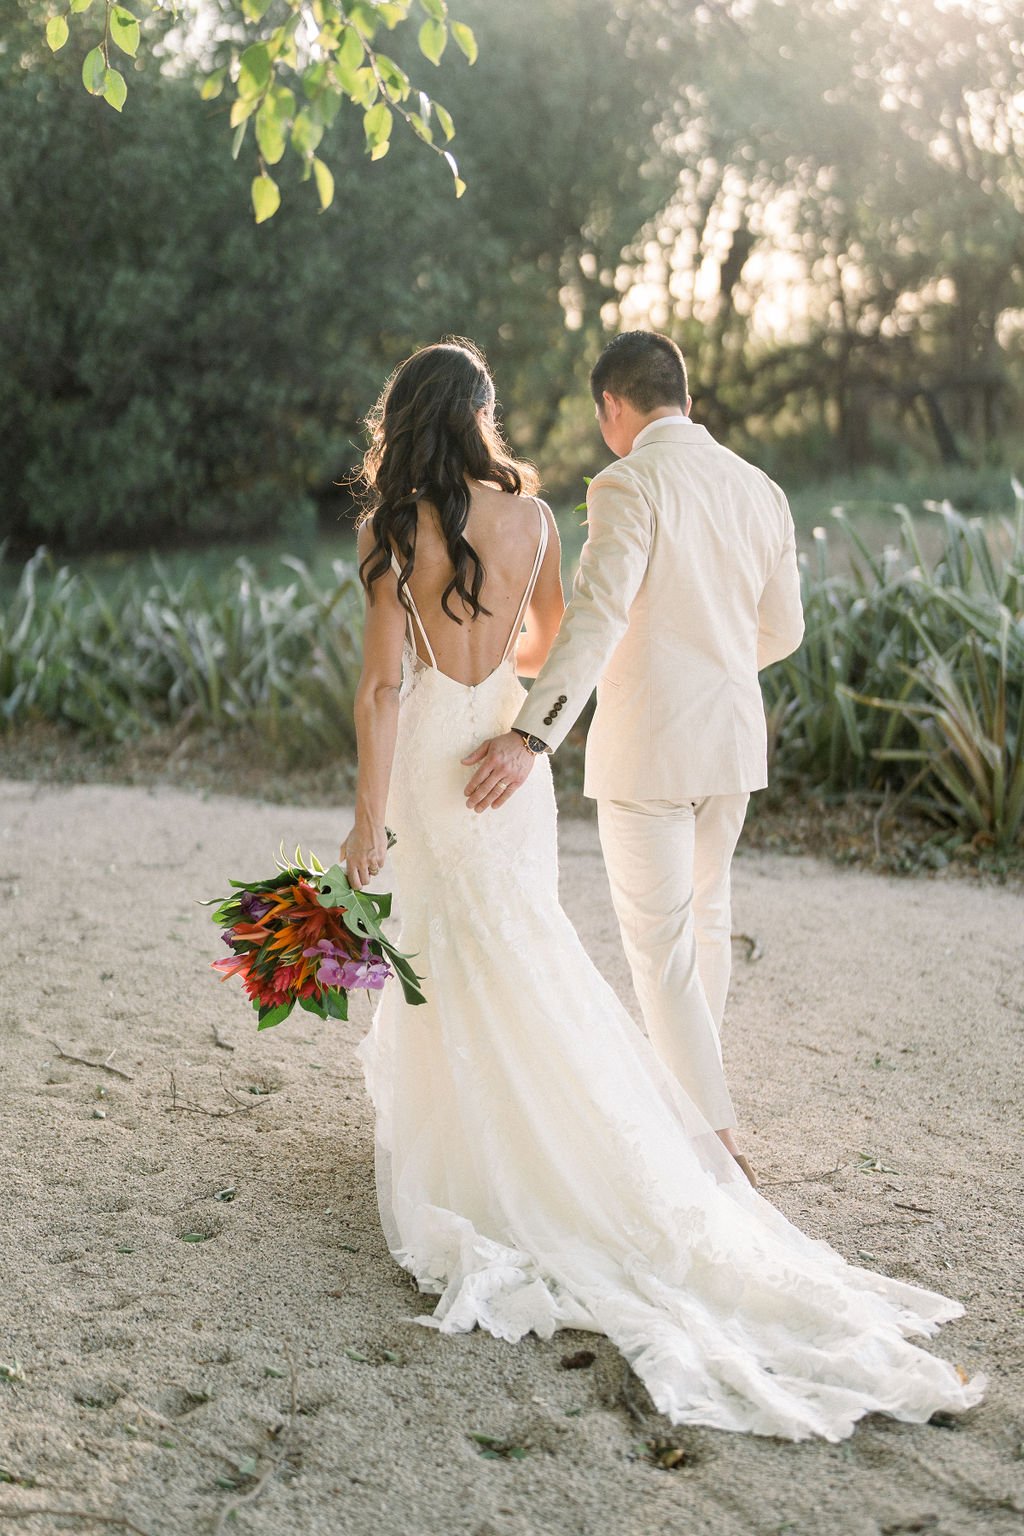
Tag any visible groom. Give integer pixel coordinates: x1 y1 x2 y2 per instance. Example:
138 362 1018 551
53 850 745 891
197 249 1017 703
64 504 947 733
463 331 804 1182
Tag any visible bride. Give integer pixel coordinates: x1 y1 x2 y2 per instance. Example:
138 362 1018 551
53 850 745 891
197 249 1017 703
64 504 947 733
339 338 985 1442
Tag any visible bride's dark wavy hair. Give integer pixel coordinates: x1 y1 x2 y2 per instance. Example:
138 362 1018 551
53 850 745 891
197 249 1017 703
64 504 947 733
357 338 539 624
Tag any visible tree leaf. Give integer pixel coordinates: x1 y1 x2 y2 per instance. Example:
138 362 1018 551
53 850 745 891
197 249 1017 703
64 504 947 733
337 25 363 72
251 173 281 225
348 1 380 40
69 0 93 11
418 17 447 66
313 156 335 211
291 110 324 155
451 21 477 64
200 67 227 102
238 43 272 101
229 95 258 129
242 0 274 19
255 99 287 165
82 46 107 95
433 101 454 141
419 0 448 19
375 52 410 102
270 84 296 120
45 16 69 52
110 6 140 59
103 67 128 113
350 67 378 108
443 149 465 197
363 101 393 151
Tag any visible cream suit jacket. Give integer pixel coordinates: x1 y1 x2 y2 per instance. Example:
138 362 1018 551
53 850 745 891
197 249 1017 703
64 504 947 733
512 419 805 800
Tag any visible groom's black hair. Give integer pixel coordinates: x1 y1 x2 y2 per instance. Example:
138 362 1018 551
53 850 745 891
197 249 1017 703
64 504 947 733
591 331 688 415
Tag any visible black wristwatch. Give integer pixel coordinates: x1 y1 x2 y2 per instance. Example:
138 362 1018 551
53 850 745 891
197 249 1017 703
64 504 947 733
512 728 551 756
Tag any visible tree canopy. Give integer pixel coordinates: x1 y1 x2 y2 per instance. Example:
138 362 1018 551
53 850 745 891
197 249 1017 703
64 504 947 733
4 0 1021 553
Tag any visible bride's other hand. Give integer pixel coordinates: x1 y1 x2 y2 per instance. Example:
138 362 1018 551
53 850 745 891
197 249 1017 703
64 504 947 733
462 732 534 812
340 822 388 890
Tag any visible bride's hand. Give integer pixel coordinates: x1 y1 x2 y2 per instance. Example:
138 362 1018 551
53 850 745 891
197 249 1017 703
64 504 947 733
340 822 388 891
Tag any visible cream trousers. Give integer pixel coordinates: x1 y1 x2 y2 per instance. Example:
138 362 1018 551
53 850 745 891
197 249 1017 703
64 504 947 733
596 793 750 1132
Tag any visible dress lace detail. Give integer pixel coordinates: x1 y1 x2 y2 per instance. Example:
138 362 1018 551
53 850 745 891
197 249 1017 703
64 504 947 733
355 509 985 1443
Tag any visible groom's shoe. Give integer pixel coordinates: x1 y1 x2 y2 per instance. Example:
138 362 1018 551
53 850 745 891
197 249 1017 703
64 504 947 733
732 1153 758 1188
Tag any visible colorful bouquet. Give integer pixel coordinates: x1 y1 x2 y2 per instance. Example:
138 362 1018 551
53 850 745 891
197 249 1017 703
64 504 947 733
202 843 426 1030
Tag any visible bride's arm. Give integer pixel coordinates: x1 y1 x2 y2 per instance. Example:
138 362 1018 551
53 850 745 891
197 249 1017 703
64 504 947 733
514 504 565 678
340 521 406 891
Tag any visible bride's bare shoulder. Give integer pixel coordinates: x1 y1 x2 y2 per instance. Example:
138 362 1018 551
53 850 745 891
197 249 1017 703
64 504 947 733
356 515 377 556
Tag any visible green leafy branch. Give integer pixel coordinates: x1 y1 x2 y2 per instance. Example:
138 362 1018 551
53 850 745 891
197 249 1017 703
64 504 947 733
42 0 478 220
47 0 138 115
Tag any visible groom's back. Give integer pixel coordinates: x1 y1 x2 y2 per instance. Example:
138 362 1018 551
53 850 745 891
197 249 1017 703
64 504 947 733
584 419 801 800
630 422 791 658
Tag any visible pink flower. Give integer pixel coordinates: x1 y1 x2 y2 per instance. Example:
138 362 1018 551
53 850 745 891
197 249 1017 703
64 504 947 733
316 955 347 988
337 942 392 992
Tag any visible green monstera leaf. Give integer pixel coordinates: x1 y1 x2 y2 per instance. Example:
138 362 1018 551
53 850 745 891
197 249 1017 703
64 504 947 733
316 863 426 1006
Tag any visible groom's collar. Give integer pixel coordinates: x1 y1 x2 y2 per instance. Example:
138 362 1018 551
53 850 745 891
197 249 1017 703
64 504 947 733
631 413 690 448
630 415 712 451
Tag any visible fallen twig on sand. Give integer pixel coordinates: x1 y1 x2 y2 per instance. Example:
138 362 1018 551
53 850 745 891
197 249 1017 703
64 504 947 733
617 1363 648 1425
119 1392 241 1472
211 1025 235 1052
213 1342 300 1535
164 1069 267 1118
759 1159 849 1187
0 1508 151 1535
48 1042 133 1081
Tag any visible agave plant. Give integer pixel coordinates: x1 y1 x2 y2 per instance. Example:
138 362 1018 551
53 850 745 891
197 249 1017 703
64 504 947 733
2 484 1022 849
761 483 1023 847
0 546 365 761
842 598 1024 850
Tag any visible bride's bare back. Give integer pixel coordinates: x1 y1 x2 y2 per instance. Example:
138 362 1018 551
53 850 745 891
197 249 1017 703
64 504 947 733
397 482 563 686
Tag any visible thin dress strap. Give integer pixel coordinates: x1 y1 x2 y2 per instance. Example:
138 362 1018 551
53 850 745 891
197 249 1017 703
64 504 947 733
500 497 549 664
389 549 437 668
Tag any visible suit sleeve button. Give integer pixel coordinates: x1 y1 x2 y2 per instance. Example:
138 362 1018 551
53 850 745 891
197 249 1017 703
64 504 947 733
558 694 567 703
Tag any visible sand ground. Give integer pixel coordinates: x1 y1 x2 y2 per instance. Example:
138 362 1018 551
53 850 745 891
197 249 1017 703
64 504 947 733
1 778 1021 1536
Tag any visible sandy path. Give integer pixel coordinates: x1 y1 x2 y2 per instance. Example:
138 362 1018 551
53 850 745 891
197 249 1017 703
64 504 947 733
1 779 1021 1536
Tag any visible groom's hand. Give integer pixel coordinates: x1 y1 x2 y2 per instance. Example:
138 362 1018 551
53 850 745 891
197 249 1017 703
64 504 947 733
462 732 535 812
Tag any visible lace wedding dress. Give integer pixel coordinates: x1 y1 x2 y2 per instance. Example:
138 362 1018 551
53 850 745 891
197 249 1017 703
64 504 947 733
356 499 985 1442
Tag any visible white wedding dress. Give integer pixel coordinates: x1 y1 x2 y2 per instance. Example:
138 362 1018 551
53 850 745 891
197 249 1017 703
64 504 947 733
356 501 986 1442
